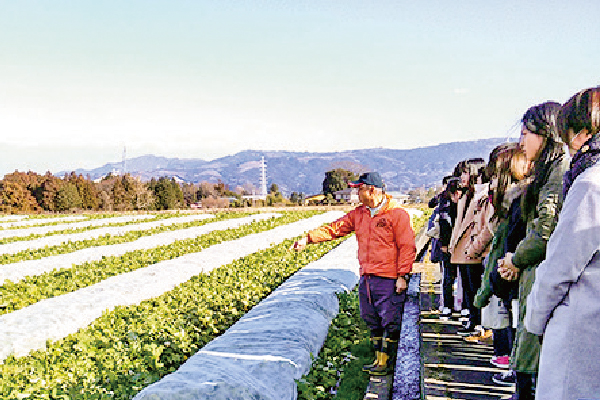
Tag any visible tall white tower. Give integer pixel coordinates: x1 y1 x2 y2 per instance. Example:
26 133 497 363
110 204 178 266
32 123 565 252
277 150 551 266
121 146 127 175
259 156 267 199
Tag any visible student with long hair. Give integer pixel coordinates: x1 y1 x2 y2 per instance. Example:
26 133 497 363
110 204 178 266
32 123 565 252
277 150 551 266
526 86 600 400
460 147 515 342
426 175 454 268
498 101 569 400
437 176 461 318
448 157 488 335
472 143 530 385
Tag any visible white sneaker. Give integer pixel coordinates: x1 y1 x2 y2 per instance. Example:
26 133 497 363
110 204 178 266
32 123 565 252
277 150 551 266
461 309 470 316
440 307 451 319
492 370 515 386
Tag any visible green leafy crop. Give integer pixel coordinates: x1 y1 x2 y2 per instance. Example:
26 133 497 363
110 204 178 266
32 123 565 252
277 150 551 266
0 212 340 399
0 212 320 314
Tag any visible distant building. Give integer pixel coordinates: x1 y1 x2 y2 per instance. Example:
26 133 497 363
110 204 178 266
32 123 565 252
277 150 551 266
242 192 267 201
333 188 359 204
387 191 410 204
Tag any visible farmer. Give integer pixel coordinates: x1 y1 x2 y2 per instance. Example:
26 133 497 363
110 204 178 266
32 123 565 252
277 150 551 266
293 172 416 375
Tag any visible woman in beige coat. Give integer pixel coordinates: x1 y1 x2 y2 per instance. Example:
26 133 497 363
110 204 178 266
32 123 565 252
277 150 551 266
449 158 488 335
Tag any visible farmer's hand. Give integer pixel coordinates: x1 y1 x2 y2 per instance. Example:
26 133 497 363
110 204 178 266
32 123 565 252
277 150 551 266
292 236 308 251
396 276 408 293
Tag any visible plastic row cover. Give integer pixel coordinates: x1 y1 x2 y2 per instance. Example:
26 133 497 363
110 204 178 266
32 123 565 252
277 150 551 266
134 237 360 400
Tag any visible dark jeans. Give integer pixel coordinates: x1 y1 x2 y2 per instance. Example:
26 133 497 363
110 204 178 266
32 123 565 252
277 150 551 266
458 263 483 326
441 252 457 310
493 327 511 357
516 372 536 400
359 275 406 336
501 297 515 354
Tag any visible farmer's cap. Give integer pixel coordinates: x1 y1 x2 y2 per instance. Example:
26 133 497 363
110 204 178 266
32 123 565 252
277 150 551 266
348 172 384 188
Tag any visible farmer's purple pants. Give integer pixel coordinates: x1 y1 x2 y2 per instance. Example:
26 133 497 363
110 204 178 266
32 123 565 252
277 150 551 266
358 275 406 336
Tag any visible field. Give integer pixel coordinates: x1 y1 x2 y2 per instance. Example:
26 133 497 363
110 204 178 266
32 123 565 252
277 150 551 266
0 208 427 399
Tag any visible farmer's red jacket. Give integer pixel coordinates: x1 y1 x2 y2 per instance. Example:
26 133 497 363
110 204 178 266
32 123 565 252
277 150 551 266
307 195 416 278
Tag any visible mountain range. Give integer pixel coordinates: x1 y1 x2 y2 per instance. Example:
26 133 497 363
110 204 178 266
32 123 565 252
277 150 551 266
64 138 509 196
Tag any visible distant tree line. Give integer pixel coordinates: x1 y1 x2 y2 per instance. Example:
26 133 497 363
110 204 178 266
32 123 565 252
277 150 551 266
0 171 311 214
0 171 178 213
0 167 376 214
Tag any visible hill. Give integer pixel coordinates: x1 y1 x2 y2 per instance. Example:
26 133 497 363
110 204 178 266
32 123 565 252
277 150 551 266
65 138 508 196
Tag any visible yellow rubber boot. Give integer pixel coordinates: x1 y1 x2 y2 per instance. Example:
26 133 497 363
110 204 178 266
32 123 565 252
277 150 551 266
362 337 382 372
369 338 397 376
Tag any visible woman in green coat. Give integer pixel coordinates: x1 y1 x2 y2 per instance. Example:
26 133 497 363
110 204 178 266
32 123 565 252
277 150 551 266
497 101 570 400
472 144 530 384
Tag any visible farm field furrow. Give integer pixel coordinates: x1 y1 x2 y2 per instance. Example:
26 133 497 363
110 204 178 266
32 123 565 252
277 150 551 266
0 213 278 313
0 227 344 398
0 215 28 222
135 236 360 400
0 214 156 240
0 211 344 363
0 215 87 228
0 214 214 255
0 213 273 286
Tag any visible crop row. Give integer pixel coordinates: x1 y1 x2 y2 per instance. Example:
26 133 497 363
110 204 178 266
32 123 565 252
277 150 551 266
0 213 249 264
0 213 150 231
0 214 280 288
0 212 315 315
1 208 426 399
0 211 337 363
0 215 87 230
0 213 205 244
0 214 222 259
0 232 344 398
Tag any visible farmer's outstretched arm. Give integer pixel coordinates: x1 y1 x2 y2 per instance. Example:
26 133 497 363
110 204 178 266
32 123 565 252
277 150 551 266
293 211 356 251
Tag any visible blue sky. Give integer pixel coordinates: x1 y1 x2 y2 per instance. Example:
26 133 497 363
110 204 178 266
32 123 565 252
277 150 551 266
1 1 599 176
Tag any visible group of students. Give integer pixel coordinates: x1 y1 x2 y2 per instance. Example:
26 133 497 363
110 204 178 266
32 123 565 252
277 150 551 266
426 85 600 400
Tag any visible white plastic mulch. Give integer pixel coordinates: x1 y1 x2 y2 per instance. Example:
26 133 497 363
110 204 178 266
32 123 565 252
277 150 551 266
0 215 28 222
0 213 273 284
0 214 156 240
135 234 360 400
0 215 86 228
0 214 215 256
0 211 344 362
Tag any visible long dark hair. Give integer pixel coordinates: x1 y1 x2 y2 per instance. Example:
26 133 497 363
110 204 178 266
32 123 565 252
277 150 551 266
558 86 600 143
560 86 600 197
490 144 528 220
460 158 485 199
521 102 565 220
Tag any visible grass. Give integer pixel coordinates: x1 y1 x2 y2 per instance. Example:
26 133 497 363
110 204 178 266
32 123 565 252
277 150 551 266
296 288 373 400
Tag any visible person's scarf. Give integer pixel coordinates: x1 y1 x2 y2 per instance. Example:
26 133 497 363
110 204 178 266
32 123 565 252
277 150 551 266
563 134 600 198
501 179 529 214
